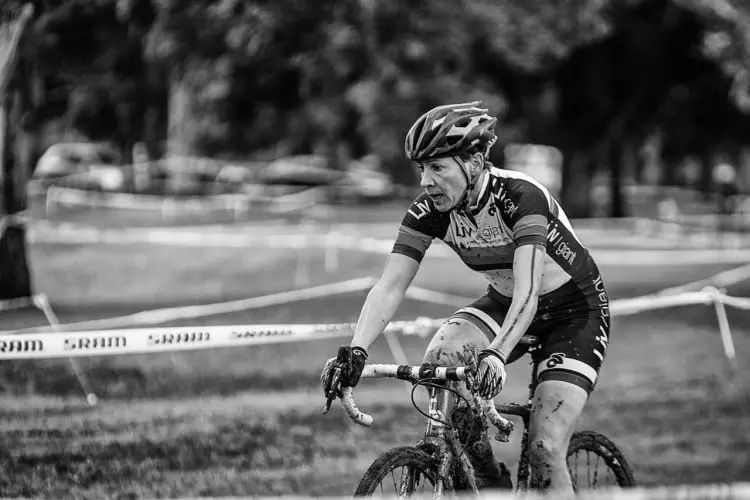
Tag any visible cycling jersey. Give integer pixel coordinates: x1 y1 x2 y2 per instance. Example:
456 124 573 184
394 166 610 392
392 167 598 299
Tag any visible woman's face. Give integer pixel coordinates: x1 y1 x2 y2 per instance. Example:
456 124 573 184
419 157 470 211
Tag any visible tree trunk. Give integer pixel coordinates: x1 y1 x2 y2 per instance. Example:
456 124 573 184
167 67 197 157
0 89 32 300
609 142 627 217
166 66 203 192
699 148 715 201
560 149 593 218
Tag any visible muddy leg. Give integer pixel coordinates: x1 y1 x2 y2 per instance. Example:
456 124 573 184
528 380 588 493
423 318 512 490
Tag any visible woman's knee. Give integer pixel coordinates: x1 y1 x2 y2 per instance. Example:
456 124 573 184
528 381 588 467
528 433 567 467
423 317 489 366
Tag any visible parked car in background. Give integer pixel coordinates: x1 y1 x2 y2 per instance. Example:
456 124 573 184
261 155 342 186
33 142 126 191
335 154 394 201
259 154 395 201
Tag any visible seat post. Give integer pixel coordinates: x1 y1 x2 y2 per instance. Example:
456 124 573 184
519 335 542 404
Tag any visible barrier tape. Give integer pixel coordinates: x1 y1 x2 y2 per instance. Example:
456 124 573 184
0 318 443 360
44 183 327 215
45 185 251 213
0 295 34 312
239 482 750 499
0 277 378 335
403 287 746 315
0 210 28 240
23 220 750 265
0 286 746 361
658 262 750 296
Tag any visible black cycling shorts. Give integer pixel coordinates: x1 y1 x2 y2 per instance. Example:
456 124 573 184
450 272 610 394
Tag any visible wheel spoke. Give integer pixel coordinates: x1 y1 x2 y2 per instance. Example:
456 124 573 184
593 453 600 487
366 464 435 496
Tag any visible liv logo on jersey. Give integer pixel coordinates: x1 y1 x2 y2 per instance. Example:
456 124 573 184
498 191 518 217
453 216 510 248
408 201 431 220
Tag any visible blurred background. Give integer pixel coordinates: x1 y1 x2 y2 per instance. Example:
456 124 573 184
0 0 749 498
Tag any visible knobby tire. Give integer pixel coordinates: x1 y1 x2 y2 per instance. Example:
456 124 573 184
354 446 445 496
567 431 636 488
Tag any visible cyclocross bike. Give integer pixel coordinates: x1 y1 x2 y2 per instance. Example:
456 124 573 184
323 336 635 497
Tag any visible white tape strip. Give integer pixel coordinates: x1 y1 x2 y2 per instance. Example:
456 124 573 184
720 295 750 311
27 223 397 253
26 219 750 264
45 185 250 212
44 184 327 215
2 277 378 335
658 262 750 296
610 291 715 316
406 286 736 318
0 318 438 360
592 248 750 266
175 482 750 499
0 295 34 312
0 210 28 240
0 324 354 360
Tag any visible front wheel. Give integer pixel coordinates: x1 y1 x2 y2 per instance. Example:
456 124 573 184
354 446 446 497
567 431 636 489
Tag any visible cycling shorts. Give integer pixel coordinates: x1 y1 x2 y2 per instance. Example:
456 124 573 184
450 272 610 394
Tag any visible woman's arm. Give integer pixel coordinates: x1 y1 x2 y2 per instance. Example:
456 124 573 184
350 253 421 350
488 244 545 358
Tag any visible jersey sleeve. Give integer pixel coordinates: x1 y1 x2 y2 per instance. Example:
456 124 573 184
391 193 449 263
498 179 550 247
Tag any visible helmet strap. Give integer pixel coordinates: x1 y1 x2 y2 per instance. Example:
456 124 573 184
453 155 480 213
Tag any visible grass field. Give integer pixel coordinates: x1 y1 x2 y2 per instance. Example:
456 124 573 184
1 209 750 498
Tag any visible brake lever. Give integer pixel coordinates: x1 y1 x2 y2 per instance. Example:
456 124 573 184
321 366 342 415
462 345 479 392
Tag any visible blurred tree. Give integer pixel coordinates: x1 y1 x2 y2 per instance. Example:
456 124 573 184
0 2 35 300
22 0 161 161
2 0 750 222
145 0 230 158
469 0 750 217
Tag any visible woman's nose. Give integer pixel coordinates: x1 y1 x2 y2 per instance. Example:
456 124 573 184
420 169 434 188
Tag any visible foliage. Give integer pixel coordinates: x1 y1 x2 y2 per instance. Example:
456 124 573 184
4 0 750 202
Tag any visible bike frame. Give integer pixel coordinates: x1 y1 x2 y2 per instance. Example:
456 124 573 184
414 384 479 497
416 355 540 495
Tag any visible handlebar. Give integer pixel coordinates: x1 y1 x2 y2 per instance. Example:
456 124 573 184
336 363 515 442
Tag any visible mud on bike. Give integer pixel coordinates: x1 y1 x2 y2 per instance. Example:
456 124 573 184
323 336 635 497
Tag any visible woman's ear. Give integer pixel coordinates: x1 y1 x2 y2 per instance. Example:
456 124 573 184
469 152 484 175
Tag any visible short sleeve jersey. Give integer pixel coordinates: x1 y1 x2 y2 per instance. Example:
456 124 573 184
392 167 597 298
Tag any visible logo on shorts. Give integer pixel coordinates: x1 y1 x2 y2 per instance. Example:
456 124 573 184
546 353 566 368
538 353 599 387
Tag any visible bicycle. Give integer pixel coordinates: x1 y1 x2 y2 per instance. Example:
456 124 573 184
323 336 635 497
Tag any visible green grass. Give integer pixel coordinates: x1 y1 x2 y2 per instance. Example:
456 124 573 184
0 224 749 497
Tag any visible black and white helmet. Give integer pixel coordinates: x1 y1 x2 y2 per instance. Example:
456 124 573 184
405 101 497 161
